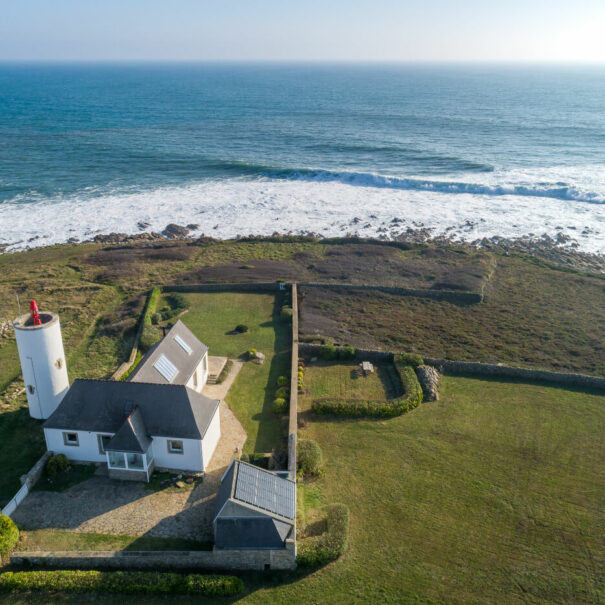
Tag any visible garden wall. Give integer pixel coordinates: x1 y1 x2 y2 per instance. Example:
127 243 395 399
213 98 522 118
288 284 298 479
164 283 283 294
2 451 53 517
298 344 605 391
299 282 482 304
11 540 297 571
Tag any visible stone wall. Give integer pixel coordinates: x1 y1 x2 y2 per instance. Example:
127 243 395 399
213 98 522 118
299 282 482 304
2 451 53 517
288 284 299 480
12 540 297 571
164 283 283 294
298 344 605 391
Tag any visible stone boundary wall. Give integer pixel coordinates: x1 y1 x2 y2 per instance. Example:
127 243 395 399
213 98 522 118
2 451 53 517
298 343 605 391
288 284 298 480
111 288 154 380
298 282 482 304
163 283 283 294
12 540 297 571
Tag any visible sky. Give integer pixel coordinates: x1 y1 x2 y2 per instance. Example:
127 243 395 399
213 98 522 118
1 0 605 63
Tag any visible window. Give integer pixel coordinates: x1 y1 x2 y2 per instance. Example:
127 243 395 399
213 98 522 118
108 451 125 468
193 370 198 387
127 452 144 469
202 355 207 372
97 434 112 455
63 432 79 446
167 440 184 454
27 385 35 395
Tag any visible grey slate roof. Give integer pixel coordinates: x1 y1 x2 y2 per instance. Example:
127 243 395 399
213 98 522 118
129 320 208 386
105 407 152 453
213 460 296 549
44 379 219 441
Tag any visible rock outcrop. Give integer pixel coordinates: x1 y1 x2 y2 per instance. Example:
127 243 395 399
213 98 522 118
416 365 440 401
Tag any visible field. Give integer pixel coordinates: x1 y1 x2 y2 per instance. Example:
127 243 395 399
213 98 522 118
175 292 290 455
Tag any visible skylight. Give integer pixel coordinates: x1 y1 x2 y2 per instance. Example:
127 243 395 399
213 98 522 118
174 334 192 355
153 354 178 382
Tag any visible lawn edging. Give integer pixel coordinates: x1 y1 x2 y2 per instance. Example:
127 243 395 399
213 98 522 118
0 570 243 596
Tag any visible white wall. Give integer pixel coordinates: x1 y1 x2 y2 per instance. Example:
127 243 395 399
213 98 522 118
151 436 203 472
44 428 110 463
201 405 221 470
186 353 209 393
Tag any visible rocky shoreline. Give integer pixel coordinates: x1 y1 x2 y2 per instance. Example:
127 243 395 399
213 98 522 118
1 220 603 275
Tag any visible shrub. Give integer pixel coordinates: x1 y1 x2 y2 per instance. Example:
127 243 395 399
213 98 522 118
240 264 254 269
246 348 257 359
275 386 289 398
151 312 162 325
235 324 249 333
272 398 288 414
318 343 338 360
277 375 288 387
0 515 19 554
338 345 356 360
280 307 293 322
46 453 69 476
297 439 323 477
165 292 189 311
139 323 160 352
396 352 424 368
297 504 350 567
312 364 423 418
0 570 243 596
297 371 304 379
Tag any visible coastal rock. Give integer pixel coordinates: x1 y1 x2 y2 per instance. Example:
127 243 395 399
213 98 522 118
416 365 440 402
137 221 151 230
162 223 190 239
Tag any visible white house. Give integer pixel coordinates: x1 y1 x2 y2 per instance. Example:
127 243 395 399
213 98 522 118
42 320 220 481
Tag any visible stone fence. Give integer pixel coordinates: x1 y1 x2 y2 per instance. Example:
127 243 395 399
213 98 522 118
163 282 284 294
12 540 297 571
298 282 483 304
298 343 605 391
2 451 53 517
288 284 299 479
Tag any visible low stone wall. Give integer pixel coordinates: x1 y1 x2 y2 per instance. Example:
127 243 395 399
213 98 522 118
288 284 299 479
12 541 297 571
298 344 605 391
425 358 605 391
163 283 283 294
2 451 53 517
299 282 482 304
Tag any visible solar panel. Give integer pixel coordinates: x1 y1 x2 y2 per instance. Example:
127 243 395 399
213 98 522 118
153 354 178 382
234 463 295 519
174 334 192 355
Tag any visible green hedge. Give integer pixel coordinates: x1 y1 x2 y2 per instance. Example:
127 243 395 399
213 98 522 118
297 439 323 477
0 515 19 554
397 352 424 368
139 287 161 352
312 359 423 418
0 570 243 596
297 504 349 567
318 344 356 361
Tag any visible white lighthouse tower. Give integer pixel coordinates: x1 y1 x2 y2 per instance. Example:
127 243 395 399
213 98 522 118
13 300 70 419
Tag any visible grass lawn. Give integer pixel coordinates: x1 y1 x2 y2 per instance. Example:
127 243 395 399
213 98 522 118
177 292 290 455
16 529 212 552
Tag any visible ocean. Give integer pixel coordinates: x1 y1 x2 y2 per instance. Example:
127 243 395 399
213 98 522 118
0 63 604 253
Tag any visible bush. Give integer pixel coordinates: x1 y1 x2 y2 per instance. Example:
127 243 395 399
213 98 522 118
275 386 289 399
297 439 323 477
165 292 189 312
338 345 356 360
318 343 338 360
280 307 293 322
0 570 243 596
297 371 304 379
297 504 349 567
46 453 69 476
277 375 288 387
0 515 19 554
235 324 249 333
139 323 160 352
151 312 162 325
246 348 257 359
272 398 288 414
396 352 424 368
312 364 423 418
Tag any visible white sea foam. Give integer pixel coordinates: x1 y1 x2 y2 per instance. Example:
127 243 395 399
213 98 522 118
1 174 604 253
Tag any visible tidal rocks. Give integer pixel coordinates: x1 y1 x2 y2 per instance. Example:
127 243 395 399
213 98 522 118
162 223 190 239
416 365 440 402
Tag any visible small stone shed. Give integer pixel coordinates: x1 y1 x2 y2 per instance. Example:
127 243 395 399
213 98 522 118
214 460 295 550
